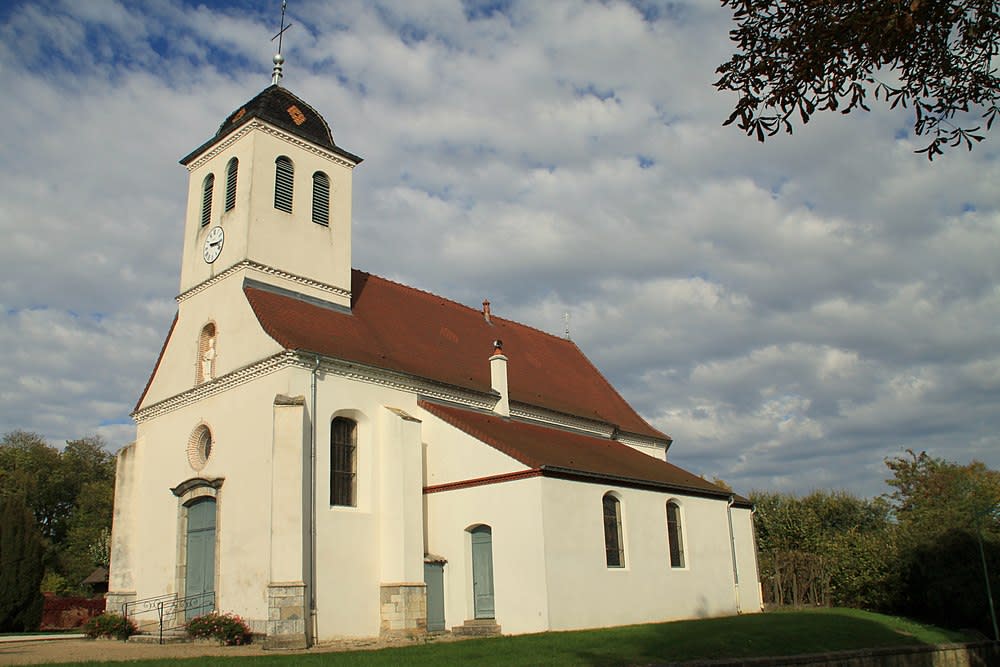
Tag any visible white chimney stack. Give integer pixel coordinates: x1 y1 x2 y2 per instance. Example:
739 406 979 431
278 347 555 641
489 339 509 417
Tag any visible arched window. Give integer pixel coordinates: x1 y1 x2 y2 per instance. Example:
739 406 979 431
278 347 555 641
602 493 624 568
312 171 330 226
666 501 685 568
330 417 357 506
225 157 238 212
200 173 214 226
274 156 294 213
196 323 217 385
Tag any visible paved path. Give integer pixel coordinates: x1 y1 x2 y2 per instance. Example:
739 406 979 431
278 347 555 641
0 634 464 665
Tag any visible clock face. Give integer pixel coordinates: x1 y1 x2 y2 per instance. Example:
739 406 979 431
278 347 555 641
203 226 224 264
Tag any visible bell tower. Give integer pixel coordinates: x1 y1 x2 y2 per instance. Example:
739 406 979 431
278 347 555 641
175 83 362 308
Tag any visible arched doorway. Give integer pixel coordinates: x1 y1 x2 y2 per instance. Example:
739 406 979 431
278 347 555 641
185 497 216 618
470 525 495 619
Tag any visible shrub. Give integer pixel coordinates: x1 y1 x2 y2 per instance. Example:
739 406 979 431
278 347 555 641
186 611 252 645
82 612 137 640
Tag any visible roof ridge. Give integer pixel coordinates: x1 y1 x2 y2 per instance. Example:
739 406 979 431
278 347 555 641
355 268 578 347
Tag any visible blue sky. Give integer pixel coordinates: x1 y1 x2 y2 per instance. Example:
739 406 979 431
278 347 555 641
1 0 998 498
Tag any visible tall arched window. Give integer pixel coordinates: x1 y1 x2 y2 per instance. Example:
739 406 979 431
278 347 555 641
200 173 214 226
274 156 294 213
330 417 357 507
225 157 238 212
603 493 624 568
666 501 685 568
196 323 217 385
312 171 330 226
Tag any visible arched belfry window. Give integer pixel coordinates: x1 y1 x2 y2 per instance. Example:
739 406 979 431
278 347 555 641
200 173 215 226
274 156 294 213
312 171 330 226
225 158 238 212
196 323 217 385
603 493 625 568
666 501 685 568
330 417 357 507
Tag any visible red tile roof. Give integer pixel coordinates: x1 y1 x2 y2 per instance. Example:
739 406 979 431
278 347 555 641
244 270 669 440
419 400 742 502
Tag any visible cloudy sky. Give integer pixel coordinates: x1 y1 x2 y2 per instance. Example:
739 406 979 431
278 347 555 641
1 0 997 498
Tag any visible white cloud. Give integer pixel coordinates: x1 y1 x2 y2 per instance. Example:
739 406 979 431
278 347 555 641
1 0 997 498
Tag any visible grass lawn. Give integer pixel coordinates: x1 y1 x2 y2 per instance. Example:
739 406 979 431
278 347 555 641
43 607 974 666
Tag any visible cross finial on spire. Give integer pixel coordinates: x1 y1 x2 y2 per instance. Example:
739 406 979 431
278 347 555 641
271 0 293 85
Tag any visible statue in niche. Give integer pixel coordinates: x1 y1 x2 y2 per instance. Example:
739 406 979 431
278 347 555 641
201 335 216 383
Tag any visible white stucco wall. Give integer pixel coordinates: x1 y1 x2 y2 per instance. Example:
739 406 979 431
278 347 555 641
539 478 758 630
311 375 423 639
138 274 285 409
424 477 551 635
117 369 302 629
420 409 529 487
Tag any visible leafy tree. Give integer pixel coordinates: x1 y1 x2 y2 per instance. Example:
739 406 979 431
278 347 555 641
751 490 895 608
0 431 116 596
715 1 1000 159
61 480 115 588
882 450 1000 635
0 494 45 631
883 449 1000 542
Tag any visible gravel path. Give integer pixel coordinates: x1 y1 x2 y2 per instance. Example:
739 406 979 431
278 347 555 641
0 635 450 665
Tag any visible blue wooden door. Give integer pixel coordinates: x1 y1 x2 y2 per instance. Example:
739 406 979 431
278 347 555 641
424 562 445 632
470 525 495 619
185 498 216 618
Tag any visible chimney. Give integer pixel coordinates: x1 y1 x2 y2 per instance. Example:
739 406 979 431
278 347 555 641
482 300 492 324
489 339 509 417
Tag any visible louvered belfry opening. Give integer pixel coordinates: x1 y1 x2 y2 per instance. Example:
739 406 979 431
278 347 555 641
200 173 214 226
312 171 330 226
274 156 294 213
225 157 238 212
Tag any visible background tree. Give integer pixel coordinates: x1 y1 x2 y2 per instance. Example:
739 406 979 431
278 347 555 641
0 494 45 631
715 1 1000 159
0 431 116 596
882 450 1000 635
751 490 895 609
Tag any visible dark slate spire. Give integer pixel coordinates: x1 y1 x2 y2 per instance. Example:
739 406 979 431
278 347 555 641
180 86 362 165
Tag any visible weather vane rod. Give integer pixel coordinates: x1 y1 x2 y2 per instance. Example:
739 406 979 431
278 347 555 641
271 0 293 85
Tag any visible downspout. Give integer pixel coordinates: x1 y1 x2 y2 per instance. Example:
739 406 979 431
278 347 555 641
309 355 319 644
727 495 741 614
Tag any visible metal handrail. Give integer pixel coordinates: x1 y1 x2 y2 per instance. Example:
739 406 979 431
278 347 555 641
121 591 215 643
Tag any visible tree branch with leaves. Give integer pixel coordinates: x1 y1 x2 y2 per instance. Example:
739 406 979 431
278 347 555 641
715 0 1000 159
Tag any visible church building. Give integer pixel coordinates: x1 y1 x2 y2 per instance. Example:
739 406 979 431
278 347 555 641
106 63 762 648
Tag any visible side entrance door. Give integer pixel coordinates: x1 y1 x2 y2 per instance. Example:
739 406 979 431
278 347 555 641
470 525 495 619
424 561 445 632
185 498 216 618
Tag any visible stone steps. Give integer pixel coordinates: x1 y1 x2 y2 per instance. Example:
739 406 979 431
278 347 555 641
451 619 501 637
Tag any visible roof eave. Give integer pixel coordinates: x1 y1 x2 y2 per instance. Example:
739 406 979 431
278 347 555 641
540 465 750 505
179 118 364 167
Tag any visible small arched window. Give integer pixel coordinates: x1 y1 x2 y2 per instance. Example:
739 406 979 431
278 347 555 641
196 323 217 385
331 417 357 507
225 157 238 212
312 171 330 226
602 493 624 568
200 173 215 227
666 501 685 568
274 156 294 213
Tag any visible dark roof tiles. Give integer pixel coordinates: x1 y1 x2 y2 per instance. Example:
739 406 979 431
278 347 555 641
420 400 741 502
244 270 669 440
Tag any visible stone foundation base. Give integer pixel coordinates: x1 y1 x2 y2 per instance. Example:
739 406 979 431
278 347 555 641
379 583 427 638
105 591 136 615
265 582 307 649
